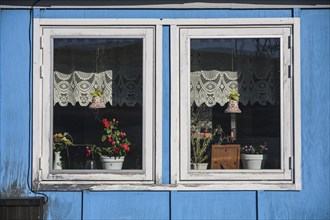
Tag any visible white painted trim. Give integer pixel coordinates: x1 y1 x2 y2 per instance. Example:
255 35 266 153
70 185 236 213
293 19 301 190
37 18 300 26
32 17 301 191
36 182 301 191
32 24 158 187
155 24 163 184
170 18 301 190
32 18 43 184
170 24 180 185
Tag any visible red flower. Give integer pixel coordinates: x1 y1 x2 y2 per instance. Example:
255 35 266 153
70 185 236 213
113 148 119 154
102 118 110 128
120 132 126 138
112 141 116 146
120 143 130 152
108 137 113 142
124 146 130 152
86 147 91 157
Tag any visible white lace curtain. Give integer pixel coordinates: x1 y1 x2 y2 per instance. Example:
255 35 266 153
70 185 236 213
54 69 277 108
54 70 142 107
191 70 278 107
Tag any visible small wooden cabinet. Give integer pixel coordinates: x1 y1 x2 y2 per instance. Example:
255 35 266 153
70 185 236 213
211 144 240 169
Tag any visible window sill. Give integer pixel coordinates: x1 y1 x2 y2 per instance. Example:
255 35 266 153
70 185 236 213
34 181 301 191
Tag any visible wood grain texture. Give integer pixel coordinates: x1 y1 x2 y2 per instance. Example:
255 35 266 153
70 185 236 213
43 192 82 220
83 191 170 220
162 25 170 184
0 10 30 197
258 9 330 219
0 7 329 220
171 191 256 219
36 8 292 19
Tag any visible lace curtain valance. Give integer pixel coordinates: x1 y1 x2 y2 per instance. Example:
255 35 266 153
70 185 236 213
54 70 142 107
191 70 278 107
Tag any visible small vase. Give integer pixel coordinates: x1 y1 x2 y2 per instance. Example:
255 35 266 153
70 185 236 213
89 96 106 109
224 100 241 113
85 160 96 169
241 154 267 169
101 156 125 170
53 151 62 170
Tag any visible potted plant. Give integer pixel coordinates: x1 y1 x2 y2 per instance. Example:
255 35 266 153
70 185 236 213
191 128 216 170
53 132 74 170
240 143 268 169
224 88 241 113
89 88 106 109
93 118 131 170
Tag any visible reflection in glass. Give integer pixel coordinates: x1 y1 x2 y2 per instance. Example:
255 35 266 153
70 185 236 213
190 38 281 170
52 38 143 170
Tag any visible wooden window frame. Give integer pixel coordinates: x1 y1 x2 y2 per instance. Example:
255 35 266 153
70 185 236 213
170 19 301 190
31 18 300 191
32 20 162 190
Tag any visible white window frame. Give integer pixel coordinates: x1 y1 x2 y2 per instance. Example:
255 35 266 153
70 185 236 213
170 19 301 190
32 20 163 190
32 18 300 191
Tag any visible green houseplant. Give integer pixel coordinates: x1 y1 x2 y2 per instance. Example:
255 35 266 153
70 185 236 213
93 118 131 170
191 129 213 170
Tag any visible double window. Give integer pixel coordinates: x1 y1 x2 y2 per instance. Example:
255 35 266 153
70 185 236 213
33 19 300 190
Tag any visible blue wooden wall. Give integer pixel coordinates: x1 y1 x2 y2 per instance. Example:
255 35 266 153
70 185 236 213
0 8 329 220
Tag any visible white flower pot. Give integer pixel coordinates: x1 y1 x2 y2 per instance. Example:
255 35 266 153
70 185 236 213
101 156 125 170
241 154 267 169
191 163 208 170
53 151 62 170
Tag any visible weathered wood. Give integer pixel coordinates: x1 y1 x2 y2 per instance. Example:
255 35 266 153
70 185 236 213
0 198 44 220
1 0 330 9
0 7 329 220
259 9 330 220
211 144 240 169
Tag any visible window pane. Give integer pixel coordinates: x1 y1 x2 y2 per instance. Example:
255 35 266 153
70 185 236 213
53 38 143 170
190 38 281 170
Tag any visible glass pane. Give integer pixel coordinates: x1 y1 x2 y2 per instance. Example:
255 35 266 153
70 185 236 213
190 38 281 170
52 38 143 170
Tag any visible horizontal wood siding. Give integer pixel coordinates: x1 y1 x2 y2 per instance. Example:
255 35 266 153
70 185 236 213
171 191 256 219
83 191 170 219
36 8 292 19
258 9 330 219
0 7 329 220
44 192 82 220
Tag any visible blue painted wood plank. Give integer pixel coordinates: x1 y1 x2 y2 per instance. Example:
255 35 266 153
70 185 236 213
259 9 330 220
38 9 291 19
44 192 82 220
171 191 257 219
83 191 170 220
162 26 170 184
0 9 31 196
